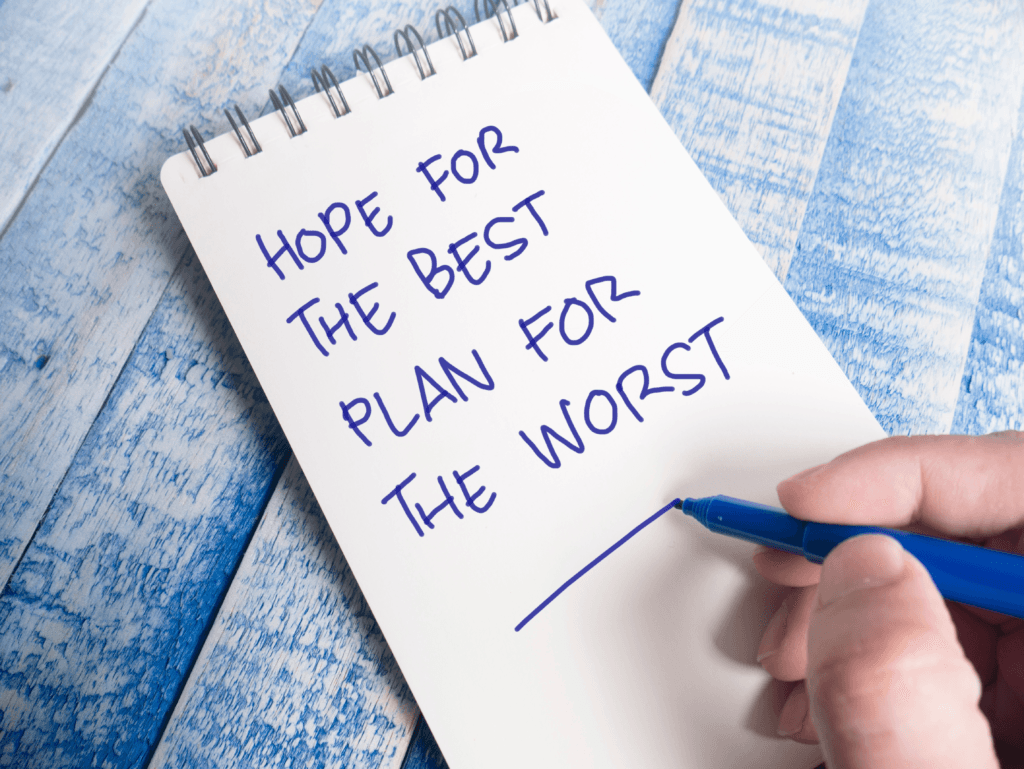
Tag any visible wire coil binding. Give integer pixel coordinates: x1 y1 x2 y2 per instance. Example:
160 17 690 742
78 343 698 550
311 65 351 118
435 7 477 60
475 0 518 42
179 2 557 178
395 25 436 80
183 125 216 176
225 105 262 157
269 85 306 137
354 45 394 98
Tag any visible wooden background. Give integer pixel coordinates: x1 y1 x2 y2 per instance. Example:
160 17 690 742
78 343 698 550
1 0 1023 766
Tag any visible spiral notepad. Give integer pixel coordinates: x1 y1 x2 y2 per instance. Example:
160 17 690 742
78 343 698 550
161 1 882 766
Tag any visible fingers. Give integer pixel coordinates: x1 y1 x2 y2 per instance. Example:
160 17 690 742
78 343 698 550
757 586 816 681
777 681 819 743
777 433 1024 537
752 547 821 587
806 535 998 769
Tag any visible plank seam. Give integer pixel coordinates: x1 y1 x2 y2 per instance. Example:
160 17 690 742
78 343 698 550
137 12 356 763
781 11 867 283
140 448 295 769
0 237 183 599
643 0 687 96
0 2 153 241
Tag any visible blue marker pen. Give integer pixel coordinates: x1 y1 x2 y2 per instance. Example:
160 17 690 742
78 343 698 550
679 495 1024 619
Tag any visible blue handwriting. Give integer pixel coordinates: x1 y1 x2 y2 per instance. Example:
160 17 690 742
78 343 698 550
256 192 394 281
519 275 640 362
407 190 549 299
518 317 729 468
415 125 520 202
381 465 497 536
339 348 494 447
286 282 396 357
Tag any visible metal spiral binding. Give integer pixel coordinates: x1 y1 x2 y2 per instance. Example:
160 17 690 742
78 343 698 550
475 0 518 42
225 105 262 157
183 125 216 176
435 7 477 60
311 65 351 118
395 25 436 80
353 45 394 98
180 1 557 178
269 85 306 137
532 0 556 22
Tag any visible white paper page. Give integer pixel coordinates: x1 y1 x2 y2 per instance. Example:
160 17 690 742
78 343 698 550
162 2 884 766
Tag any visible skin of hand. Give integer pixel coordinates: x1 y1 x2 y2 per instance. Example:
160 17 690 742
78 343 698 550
753 433 1024 769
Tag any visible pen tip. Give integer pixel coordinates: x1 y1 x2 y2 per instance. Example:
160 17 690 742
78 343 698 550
680 498 697 517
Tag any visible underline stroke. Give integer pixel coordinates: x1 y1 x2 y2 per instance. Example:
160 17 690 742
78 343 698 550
514 498 683 632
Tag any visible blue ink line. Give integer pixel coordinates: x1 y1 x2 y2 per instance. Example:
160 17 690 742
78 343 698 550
514 498 682 632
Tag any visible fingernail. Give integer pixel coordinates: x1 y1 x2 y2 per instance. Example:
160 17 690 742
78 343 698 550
816 534 906 608
777 683 808 737
757 595 791 662
780 463 827 485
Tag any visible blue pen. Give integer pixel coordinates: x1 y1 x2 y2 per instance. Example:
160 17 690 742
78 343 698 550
679 495 1024 619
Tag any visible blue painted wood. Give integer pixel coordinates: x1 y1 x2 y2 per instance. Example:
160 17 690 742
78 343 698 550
0 249 290 768
952 87 1024 435
149 458 417 769
649 0 869 279
0 0 323 592
0 0 151 235
3 1 1023 769
784 0 1024 435
400 718 449 769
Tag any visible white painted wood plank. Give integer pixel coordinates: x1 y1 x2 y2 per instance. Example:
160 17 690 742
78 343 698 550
952 86 1024 434
0 0 150 235
784 0 1024 435
149 457 418 769
0 248 291 768
0 0 324 591
649 0 869 279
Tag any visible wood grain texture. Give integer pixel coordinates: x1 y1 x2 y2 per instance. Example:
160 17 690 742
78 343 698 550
0 0 323 592
649 0 868 279
952 87 1024 435
149 457 417 769
0 0 150 235
784 0 1024 435
0 249 290 768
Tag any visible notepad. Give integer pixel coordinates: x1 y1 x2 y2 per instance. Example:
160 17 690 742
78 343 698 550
161 2 883 766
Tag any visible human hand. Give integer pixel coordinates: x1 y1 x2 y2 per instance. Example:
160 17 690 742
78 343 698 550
754 433 1024 768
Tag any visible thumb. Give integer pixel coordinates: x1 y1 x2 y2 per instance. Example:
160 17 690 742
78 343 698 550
806 534 998 769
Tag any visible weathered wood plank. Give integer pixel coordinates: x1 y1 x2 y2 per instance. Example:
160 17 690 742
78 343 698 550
649 0 869 279
149 457 417 769
952 86 1024 435
783 0 1024 435
0 249 291 768
0 0 150 235
0 0 323 592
